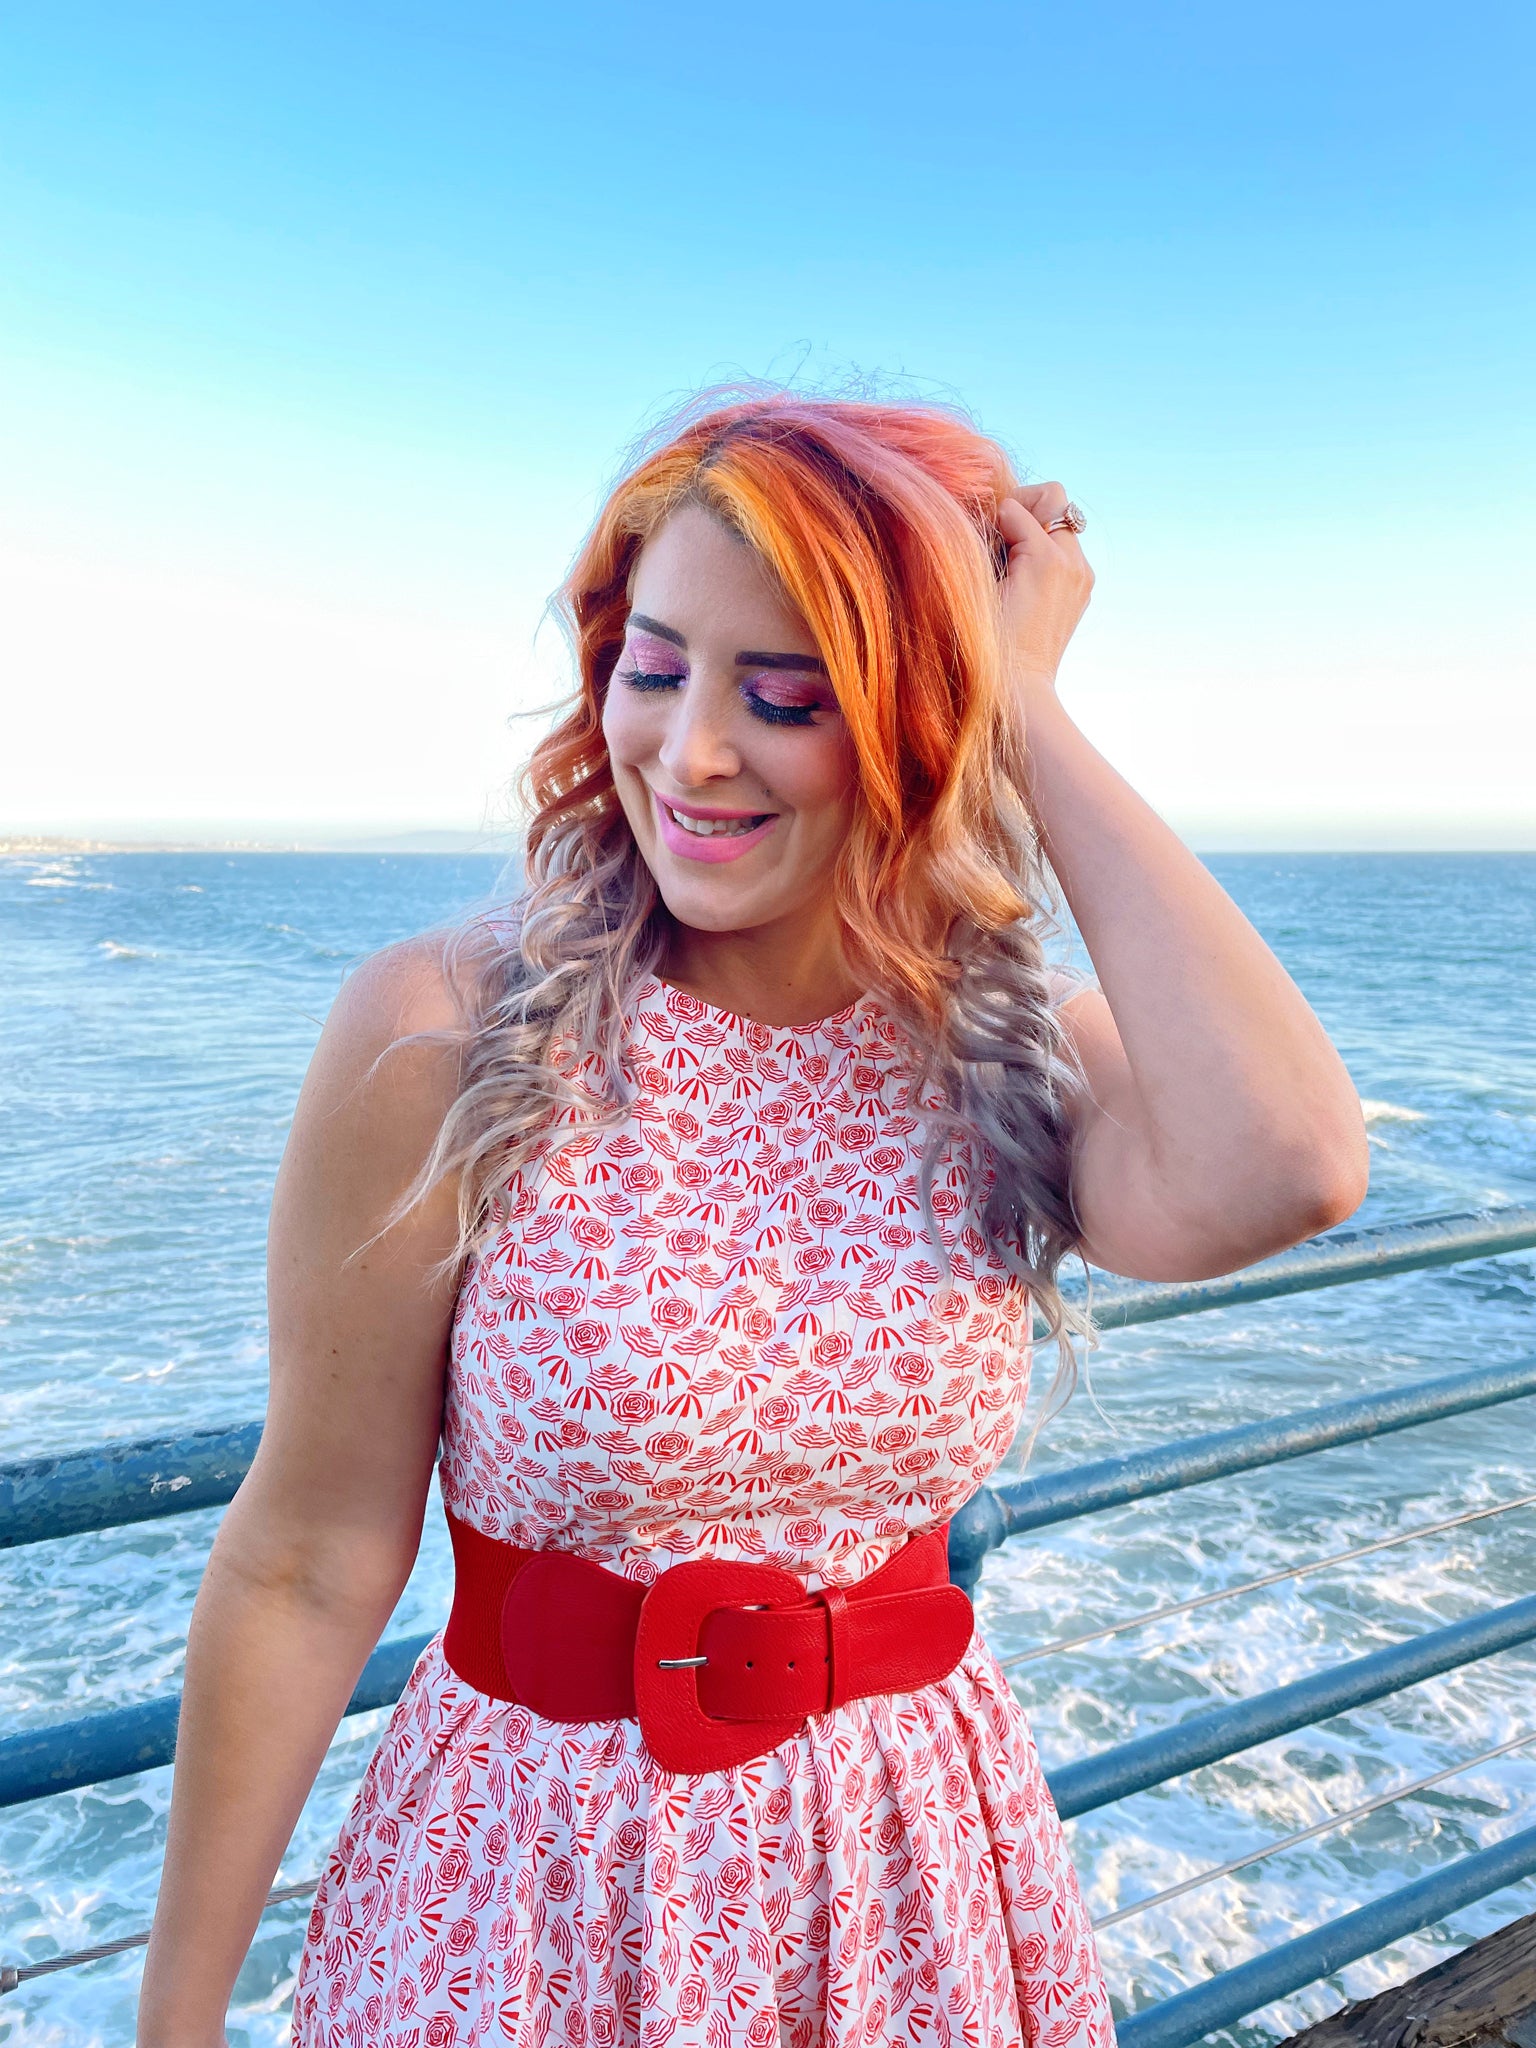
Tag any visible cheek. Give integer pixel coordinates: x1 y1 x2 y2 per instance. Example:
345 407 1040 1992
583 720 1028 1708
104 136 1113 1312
600 689 644 763
603 692 675 799
781 730 858 824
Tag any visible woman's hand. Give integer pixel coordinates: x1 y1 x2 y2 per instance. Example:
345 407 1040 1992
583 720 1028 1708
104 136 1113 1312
997 488 1095 702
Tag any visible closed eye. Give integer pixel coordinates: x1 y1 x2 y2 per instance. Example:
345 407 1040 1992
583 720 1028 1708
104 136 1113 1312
620 664 828 728
621 667 686 691
742 690 818 727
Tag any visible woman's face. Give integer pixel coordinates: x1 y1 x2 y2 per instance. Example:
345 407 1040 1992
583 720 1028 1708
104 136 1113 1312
602 499 857 940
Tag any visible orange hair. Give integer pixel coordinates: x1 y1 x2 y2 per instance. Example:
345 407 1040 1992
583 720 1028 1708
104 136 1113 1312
530 389 1038 1041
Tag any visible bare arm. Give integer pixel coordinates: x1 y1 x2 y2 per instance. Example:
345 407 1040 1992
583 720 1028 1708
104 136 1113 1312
136 938 467 2046
998 491 1369 1283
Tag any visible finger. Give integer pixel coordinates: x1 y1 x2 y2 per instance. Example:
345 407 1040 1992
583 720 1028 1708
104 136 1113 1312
998 492 1076 565
1013 481 1069 526
1003 487 1089 569
997 494 1047 546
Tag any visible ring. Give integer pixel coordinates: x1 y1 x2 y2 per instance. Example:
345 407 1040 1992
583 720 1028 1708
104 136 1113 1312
1045 502 1087 535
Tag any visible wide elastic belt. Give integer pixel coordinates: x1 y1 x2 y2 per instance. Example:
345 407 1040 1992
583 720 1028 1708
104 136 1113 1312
440 1507 976 1774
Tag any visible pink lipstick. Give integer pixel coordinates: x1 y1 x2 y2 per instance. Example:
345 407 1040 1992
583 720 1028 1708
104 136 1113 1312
652 789 779 864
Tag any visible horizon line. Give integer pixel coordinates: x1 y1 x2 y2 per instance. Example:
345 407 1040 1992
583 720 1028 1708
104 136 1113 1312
5 833 1535 859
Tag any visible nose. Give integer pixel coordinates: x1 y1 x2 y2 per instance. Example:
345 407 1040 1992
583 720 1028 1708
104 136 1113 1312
656 675 743 789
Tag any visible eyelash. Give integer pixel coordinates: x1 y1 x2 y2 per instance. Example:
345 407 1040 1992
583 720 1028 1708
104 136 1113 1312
621 667 819 728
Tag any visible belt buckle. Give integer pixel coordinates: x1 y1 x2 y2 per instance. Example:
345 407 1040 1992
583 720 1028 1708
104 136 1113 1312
633 1557 810 1774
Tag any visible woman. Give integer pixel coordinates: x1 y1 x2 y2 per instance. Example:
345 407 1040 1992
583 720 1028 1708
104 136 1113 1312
137 389 1368 2048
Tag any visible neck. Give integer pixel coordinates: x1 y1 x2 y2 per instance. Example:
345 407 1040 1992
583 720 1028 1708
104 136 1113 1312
659 919 863 1029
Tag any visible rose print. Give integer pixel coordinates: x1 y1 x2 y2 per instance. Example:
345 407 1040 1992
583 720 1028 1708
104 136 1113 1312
567 1318 612 1356
539 1284 584 1319
873 1424 918 1453
644 1430 691 1460
610 1389 660 1423
890 1353 935 1386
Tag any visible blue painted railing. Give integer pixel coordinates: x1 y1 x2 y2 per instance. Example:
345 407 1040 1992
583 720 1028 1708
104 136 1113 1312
4 1202 1536 2039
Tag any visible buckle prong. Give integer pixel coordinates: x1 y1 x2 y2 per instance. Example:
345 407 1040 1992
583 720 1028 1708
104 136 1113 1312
656 1653 708 1668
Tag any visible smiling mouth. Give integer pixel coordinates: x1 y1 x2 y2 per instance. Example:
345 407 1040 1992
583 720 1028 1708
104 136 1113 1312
660 800 776 839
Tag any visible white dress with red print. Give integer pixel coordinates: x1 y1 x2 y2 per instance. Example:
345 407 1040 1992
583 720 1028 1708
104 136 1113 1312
290 973 1116 2048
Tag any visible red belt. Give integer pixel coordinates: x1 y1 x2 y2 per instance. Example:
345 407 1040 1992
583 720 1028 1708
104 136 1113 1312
441 1507 976 1774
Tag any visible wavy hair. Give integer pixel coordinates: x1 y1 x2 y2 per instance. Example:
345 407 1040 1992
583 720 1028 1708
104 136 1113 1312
404 383 1092 1463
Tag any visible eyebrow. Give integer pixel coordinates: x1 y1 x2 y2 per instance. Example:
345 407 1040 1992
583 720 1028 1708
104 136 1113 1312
628 613 828 676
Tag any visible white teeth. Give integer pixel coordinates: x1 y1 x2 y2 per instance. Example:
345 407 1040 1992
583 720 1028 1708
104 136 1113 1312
666 805 767 838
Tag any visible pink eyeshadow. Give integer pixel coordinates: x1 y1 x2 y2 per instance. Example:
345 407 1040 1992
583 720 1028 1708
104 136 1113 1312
747 674 835 709
625 631 687 670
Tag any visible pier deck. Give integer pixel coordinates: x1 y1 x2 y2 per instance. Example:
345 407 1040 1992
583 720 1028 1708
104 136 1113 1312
1278 1908 1536 2048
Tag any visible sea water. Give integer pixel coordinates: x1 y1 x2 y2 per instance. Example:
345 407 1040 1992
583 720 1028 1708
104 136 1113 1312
1 850 1533 2046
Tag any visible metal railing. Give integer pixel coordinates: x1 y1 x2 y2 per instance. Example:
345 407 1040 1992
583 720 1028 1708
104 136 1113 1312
3 1202 1535 2039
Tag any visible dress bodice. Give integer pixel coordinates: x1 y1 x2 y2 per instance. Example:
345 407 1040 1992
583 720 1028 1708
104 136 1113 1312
438 973 1034 1590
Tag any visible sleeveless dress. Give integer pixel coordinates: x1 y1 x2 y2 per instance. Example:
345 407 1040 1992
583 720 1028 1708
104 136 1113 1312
290 974 1116 2048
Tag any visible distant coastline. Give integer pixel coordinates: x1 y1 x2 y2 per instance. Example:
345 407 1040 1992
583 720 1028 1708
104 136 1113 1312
5 833 1532 859
0 831 516 857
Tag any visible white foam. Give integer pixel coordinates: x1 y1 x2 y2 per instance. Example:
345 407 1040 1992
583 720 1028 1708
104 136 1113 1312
1359 1098 1427 1125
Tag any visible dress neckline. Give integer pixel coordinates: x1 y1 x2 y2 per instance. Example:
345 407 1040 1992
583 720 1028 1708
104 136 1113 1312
636 971 873 1037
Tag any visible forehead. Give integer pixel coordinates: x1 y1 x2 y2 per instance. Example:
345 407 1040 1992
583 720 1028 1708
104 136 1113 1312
626 501 818 653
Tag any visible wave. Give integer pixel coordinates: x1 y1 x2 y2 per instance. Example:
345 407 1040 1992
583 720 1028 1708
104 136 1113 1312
1359 1097 1428 1125
97 939 156 960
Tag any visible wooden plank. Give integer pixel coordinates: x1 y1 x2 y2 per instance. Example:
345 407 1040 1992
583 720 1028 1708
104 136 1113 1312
1275 1908 1536 2047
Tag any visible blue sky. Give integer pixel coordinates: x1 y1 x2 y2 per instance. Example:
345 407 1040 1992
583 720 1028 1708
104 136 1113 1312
1 1 1531 844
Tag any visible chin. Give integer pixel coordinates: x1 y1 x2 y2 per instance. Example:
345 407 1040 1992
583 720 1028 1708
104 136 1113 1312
653 878 777 934
640 843 795 932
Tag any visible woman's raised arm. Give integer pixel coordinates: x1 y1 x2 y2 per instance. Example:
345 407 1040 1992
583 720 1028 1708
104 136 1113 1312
997 491 1370 1284
137 938 466 2046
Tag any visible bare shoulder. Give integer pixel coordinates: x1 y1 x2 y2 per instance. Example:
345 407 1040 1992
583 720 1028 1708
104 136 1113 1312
324 929 472 1058
241 931 482 1602
293 929 485 1138
276 931 479 1262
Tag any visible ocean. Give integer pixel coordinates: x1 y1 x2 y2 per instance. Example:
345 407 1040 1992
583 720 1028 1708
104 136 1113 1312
2 849 1533 2046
